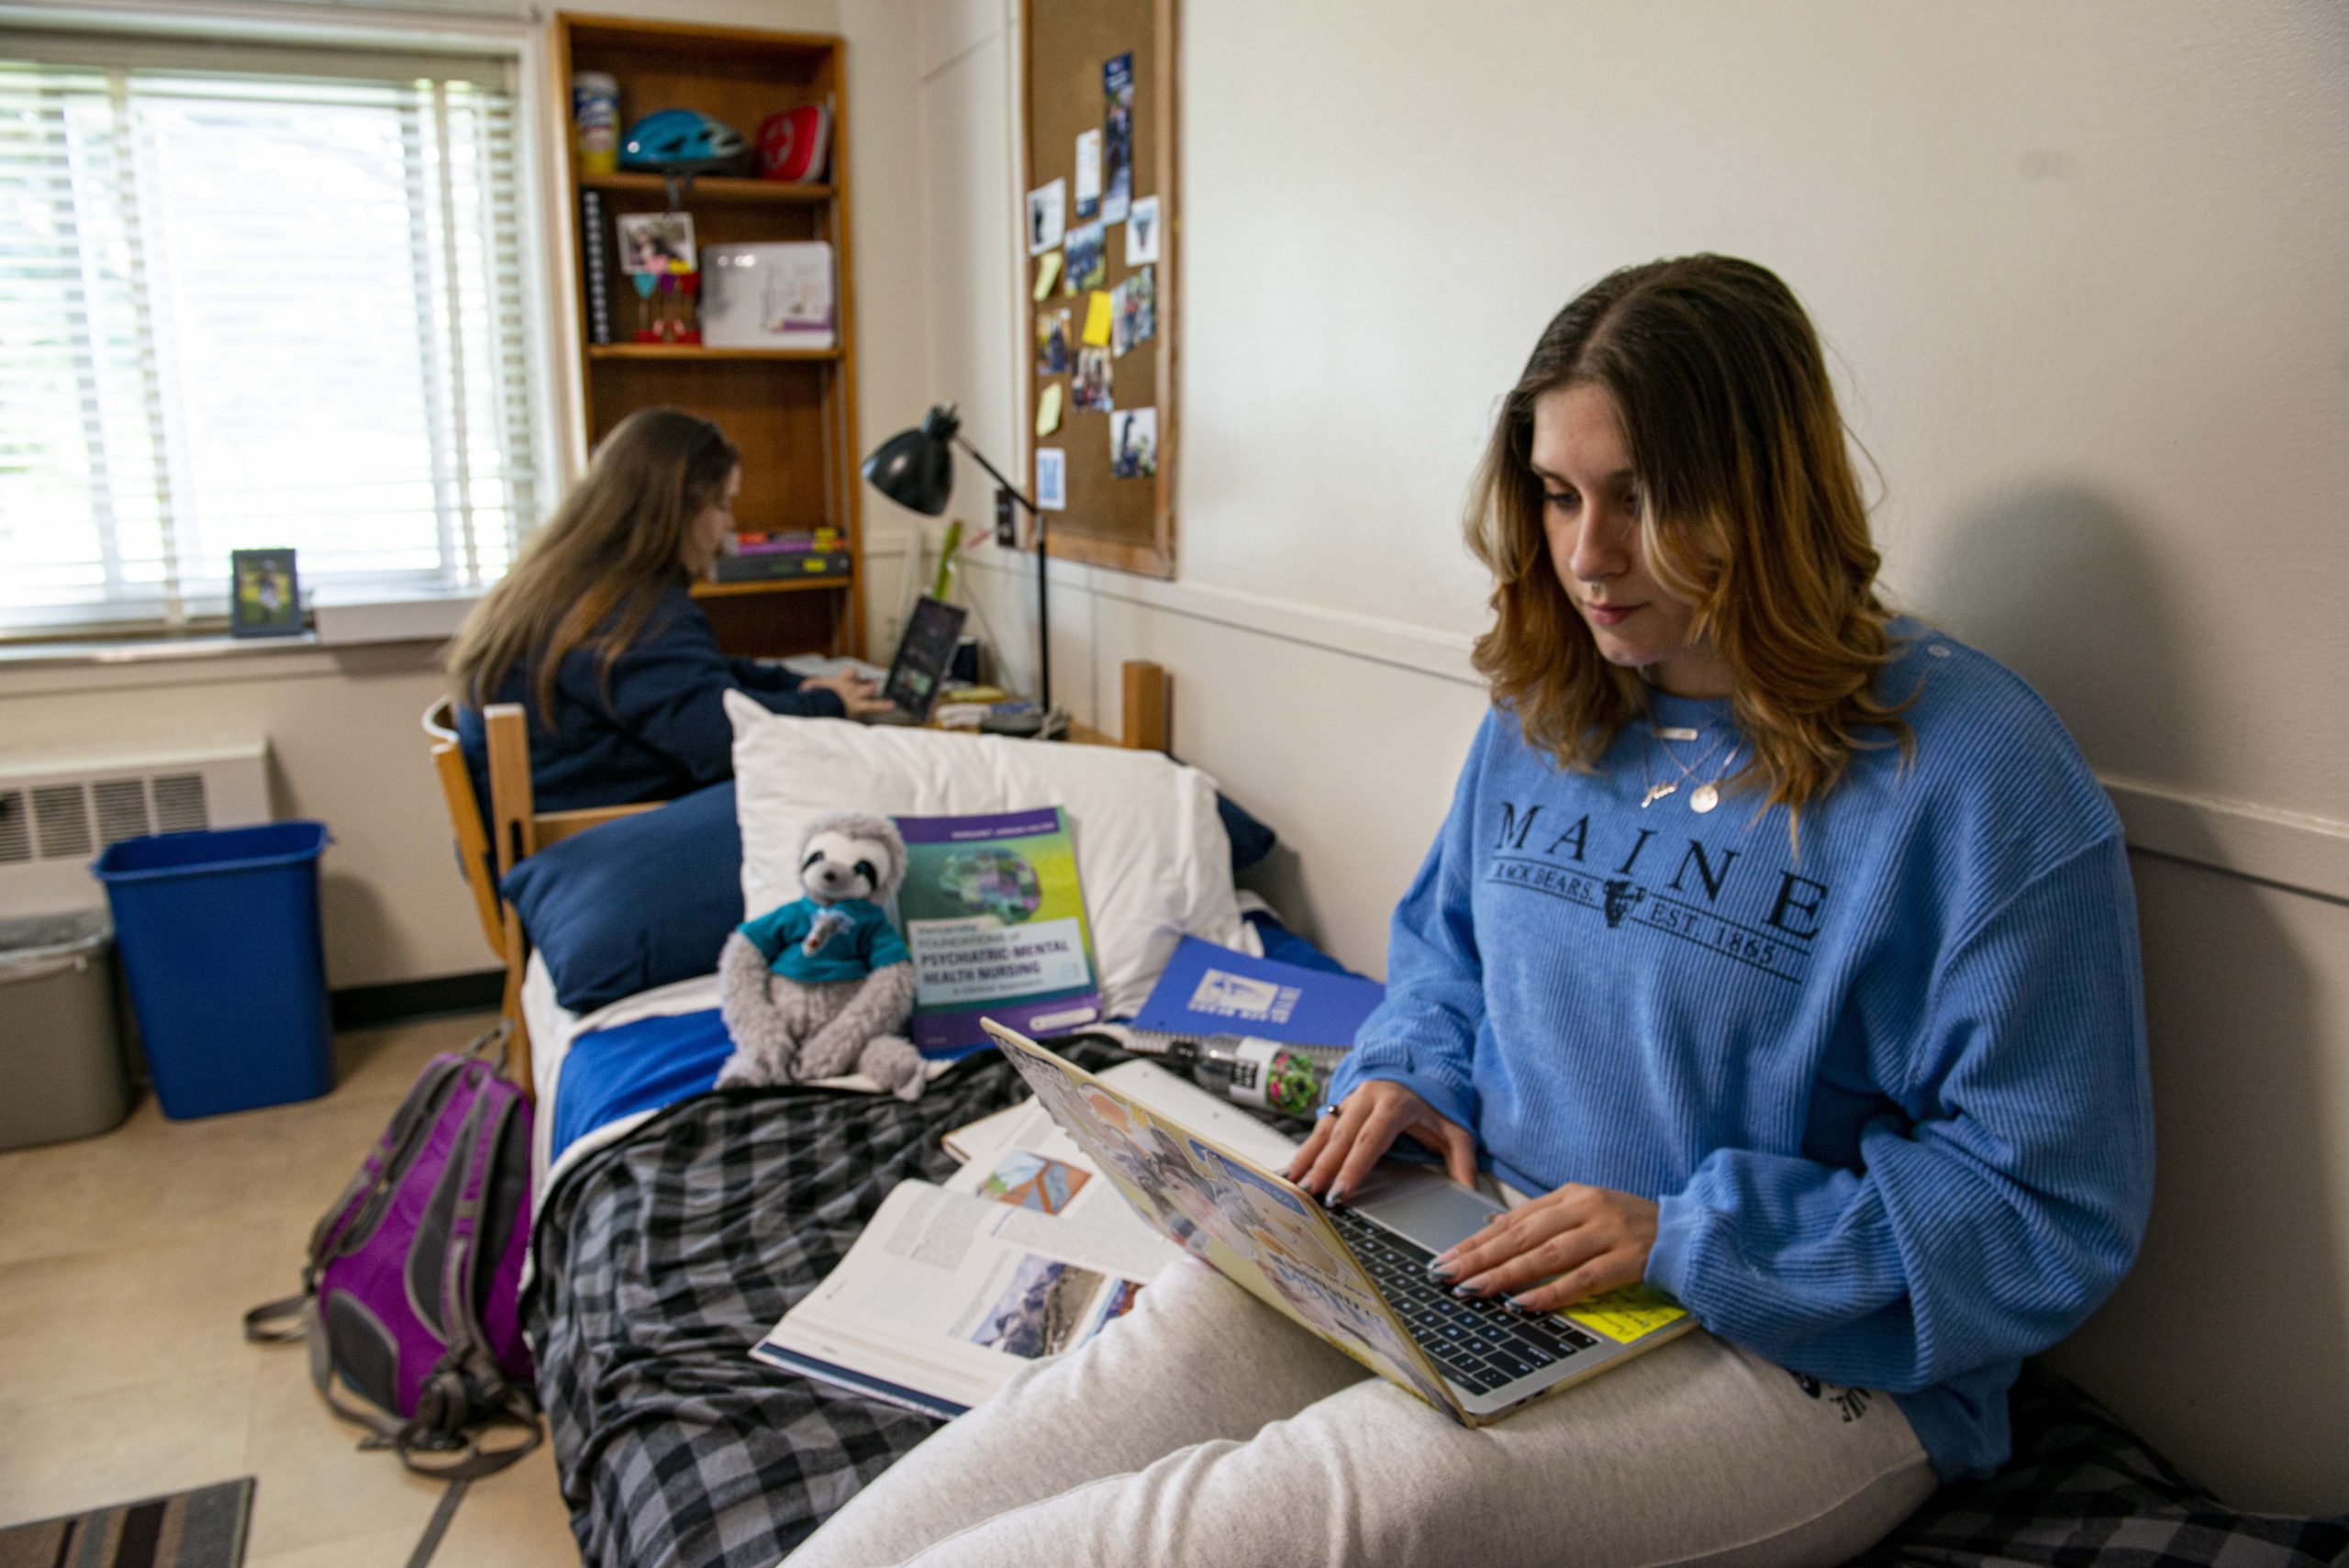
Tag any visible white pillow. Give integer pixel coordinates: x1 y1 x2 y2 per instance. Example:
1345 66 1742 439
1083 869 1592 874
725 691 1247 1018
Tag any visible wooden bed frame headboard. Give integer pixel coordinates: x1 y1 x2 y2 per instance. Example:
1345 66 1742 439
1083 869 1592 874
427 662 1175 1096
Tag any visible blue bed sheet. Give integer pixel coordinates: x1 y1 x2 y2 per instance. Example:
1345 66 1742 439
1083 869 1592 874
551 1008 736 1167
549 912 1361 1173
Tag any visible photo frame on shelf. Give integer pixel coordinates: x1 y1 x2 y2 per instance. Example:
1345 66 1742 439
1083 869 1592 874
228 549 302 638
617 210 696 275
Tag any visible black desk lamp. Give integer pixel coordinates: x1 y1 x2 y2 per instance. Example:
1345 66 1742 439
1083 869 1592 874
862 404 1053 720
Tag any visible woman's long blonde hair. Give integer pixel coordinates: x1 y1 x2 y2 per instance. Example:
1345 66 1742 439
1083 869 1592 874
1466 255 1905 816
447 408 738 718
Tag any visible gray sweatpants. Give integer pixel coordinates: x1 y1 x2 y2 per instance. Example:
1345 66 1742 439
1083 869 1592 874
785 1255 1937 1568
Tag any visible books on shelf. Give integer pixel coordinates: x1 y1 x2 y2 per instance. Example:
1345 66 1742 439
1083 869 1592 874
733 528 843 555
579 189 614 346
753 1061 1298 1417
702 241 837 350
709 550 852 584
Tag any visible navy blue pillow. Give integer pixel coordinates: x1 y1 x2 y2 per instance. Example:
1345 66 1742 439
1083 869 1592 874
1216 791 1278 874
498 780 743 1014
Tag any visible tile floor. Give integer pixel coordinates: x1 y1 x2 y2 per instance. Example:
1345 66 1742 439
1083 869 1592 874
0 1012 583 1566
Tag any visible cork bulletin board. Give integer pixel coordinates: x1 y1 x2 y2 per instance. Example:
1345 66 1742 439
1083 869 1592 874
1019 0 1177 578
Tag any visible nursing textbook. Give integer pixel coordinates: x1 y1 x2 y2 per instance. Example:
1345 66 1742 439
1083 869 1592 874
752 1062 1298 1417
894 806 1102 1056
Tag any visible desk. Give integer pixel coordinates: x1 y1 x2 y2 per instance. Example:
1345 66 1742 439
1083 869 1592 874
774 658 1170 753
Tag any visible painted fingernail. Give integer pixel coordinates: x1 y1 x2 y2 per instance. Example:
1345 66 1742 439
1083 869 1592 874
1426 1261 1454 1280
1328 1188 1349 1207
1452 1284 1481 1298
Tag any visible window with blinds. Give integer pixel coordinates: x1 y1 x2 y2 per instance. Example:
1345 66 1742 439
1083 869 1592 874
0 31 541 634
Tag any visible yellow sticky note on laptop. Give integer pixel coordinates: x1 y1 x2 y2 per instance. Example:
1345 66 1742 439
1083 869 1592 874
1035 381 1063 436
1032 250 1063 301
1563 1284 1690 1344
1081 289 1114 347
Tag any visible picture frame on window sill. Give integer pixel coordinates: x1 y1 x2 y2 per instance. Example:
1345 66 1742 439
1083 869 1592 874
229 549 304 638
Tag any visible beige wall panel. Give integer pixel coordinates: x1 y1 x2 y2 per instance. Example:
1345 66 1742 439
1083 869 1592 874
2043 851 2349 1511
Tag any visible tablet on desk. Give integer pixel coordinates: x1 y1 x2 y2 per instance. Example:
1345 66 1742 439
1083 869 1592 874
876 596 969 724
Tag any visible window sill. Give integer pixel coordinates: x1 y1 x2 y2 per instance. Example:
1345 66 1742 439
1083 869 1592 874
0 590 479 670
0 630 319 670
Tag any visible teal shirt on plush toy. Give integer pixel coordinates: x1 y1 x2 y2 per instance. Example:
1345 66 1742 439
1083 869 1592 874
738 898 909 984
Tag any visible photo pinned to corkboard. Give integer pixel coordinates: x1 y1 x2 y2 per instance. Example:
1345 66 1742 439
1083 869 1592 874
1019 0 1176 577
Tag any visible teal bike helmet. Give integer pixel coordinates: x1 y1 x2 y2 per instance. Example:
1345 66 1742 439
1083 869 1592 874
619 108 750 174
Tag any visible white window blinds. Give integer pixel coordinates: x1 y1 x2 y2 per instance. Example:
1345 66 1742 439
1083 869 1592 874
0 31 540 634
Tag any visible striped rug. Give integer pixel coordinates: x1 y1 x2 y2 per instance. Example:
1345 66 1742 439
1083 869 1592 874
0 1479 251 1568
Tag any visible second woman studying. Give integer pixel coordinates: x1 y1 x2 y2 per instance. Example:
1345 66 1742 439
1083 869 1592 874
446 407 894 819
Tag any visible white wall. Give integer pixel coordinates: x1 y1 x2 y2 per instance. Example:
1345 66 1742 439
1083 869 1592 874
907 0 2349 1510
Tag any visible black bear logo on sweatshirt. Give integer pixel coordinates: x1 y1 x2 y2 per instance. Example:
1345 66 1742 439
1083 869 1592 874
1488 801 1831 983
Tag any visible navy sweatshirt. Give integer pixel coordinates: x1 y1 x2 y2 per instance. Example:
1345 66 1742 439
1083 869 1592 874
455 581 844 824
1329 623 2154 1480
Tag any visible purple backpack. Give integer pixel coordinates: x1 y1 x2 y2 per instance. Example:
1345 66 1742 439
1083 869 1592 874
247 1027 539 1553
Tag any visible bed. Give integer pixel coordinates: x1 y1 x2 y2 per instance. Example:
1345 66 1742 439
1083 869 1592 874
450 661 1282 1562
437 672 2348 1568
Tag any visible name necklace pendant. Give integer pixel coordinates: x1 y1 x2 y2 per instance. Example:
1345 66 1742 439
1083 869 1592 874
1637 732 1678 808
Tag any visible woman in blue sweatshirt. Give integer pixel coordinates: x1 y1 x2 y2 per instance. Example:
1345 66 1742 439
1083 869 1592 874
788 258 2154 1568
447 408 890 820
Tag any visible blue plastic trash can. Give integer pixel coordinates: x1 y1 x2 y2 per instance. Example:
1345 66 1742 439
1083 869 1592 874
92 821 334 1118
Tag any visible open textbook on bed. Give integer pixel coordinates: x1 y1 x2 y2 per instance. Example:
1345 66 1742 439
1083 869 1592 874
752 1061 1297 1417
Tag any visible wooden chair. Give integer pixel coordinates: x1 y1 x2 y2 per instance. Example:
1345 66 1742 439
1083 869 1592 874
422 697 652 1096
422 697 507 964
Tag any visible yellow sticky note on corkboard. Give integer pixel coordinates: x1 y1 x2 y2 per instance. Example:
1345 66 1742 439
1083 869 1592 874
1032 250 1063 301
1035 381 1063 437
1081 290 1114 347
1562 1284 1689 1343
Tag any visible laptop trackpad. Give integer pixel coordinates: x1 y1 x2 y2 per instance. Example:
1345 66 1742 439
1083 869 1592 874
1348 1164 1502 1254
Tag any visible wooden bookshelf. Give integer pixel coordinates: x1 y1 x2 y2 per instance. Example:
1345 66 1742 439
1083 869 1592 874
581 172 835 205
553 15 863 659
585 344 843 362
688 575 849 599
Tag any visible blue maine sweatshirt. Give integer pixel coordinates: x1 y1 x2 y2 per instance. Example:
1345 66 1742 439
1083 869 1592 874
1327 626 2153 1481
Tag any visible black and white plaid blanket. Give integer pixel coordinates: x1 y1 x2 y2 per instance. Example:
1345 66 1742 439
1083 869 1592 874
528 1048 2348 1568
525 1047 1082 1568
1855 1369 2347 1568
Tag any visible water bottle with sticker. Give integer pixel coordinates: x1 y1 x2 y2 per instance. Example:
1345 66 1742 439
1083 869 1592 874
1162 1035 1329 1120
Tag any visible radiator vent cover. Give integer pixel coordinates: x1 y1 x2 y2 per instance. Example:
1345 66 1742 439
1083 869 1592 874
0 791 29 865
0 741 268 917
33 784 93 860
152 773 210 835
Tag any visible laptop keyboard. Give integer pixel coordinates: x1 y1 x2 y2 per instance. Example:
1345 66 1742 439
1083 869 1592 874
1324 1203 1599 1396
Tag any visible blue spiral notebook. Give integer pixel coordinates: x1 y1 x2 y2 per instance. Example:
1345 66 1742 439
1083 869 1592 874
1130 937 1385 1051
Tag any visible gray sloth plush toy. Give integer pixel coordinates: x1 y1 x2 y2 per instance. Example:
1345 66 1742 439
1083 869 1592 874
716 810 927 1100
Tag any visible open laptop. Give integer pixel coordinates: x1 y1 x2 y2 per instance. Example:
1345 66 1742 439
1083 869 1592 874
982 1019 1697 1425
